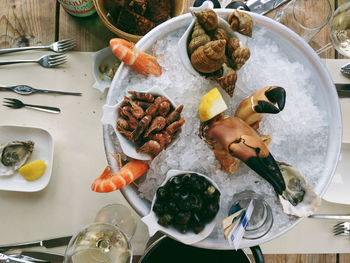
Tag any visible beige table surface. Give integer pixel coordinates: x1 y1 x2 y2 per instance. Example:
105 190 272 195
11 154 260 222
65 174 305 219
0 52 349 255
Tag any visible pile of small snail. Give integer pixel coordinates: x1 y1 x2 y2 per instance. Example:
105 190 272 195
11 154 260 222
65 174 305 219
188 9 253 96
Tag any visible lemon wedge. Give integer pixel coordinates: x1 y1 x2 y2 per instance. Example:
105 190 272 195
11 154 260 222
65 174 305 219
19 160 46 181
199 88 228 122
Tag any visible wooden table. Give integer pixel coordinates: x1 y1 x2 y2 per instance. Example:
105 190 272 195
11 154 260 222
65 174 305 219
0 0 346 58
0 0 349 262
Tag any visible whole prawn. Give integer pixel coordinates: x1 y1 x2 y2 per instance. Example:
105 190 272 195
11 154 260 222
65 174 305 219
110 38 162 77
91 159 149 193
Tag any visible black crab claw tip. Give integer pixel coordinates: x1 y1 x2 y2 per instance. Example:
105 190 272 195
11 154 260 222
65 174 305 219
246 153 286 195
265 86 286 111
254 100 280 114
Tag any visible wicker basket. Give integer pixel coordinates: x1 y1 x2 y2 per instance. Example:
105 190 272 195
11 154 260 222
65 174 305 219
93 0 187 42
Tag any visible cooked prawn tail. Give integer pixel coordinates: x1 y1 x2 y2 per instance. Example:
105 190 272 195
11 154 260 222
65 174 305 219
133 53 162 77
110 37 162 77
91 160 149 193
139 51 158 62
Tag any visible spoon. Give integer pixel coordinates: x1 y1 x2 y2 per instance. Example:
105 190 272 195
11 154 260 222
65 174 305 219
0 85 82 96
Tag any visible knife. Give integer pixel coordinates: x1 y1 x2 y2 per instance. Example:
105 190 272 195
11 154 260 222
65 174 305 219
247 0 291 14
0 252 33 263
21 251 64 263
309 214 350 220
0 236 72 250
335 83 350 98
224 0 291 15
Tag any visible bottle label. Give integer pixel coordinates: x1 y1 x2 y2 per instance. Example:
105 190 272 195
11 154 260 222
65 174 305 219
58 0 96 17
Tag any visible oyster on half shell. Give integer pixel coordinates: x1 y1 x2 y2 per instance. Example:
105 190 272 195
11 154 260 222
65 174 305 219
0 141 34 176
278 162 321 217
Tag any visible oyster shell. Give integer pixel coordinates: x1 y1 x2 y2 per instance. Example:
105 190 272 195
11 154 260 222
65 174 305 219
191 39 226 73
0 141 34 176
278 162 321 217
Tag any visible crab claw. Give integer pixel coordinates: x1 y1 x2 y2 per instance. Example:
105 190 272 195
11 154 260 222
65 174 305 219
235 86 286 129
206 117 286 195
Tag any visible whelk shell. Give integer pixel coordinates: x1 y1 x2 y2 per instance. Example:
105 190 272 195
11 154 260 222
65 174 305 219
228 10 253 37
191 39 226 73
231 46 251 70
226 37 250 70
215 63 237 97
188 21 211 55
212 28 229 42
194 9 219 31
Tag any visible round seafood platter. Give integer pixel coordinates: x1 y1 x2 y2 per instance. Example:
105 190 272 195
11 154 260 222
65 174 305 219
102 9 342 249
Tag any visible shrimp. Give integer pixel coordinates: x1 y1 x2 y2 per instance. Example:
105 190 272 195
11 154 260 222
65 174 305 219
91 160 149 193
110 38 162 77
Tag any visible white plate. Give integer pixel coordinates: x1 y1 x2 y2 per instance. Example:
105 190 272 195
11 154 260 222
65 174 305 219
178 2 245 77
0 125 54 192
141 169 221 245
92 47 118 92
322 142 350 204
102 86 177 161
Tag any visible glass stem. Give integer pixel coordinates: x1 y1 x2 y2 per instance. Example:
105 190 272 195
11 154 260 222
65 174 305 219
316 42 333 55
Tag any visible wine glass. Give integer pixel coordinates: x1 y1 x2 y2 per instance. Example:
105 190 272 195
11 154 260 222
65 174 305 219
229 190 273 239
64 204 137 263
94 204 137 240
317 2 350 57
274 0 332 43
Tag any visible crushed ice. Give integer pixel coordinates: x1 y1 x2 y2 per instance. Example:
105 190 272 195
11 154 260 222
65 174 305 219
109 27 328 239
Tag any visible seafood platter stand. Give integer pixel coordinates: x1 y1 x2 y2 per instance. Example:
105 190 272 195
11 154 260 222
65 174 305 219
0 0 350 262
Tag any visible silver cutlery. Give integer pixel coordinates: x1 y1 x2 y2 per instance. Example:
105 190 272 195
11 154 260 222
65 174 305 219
0 38 76 55
0 85 82 96
5 253 49 263
227 0 290 15
0 252 33 263
0 236 72 250
333 222 350 236
341 62 350 78
309 214 350 220
0 54 67 68
334 83 350 98
21 251 64 263
3 98 61 114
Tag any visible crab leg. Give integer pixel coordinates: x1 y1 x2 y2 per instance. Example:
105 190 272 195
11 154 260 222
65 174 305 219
235 86 286 129
206 117 286 195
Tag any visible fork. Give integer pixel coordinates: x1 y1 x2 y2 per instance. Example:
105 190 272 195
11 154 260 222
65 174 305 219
0 84 82 96
0 54 67 68
333 222 350 236
0 38 76 55
3 98 61 114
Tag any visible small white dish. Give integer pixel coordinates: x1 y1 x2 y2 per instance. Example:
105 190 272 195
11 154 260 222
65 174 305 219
177 1 246 77
0 125 54 192
92 47 119 92
101 86 177 161
141 169 221 245
322 142 350 204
